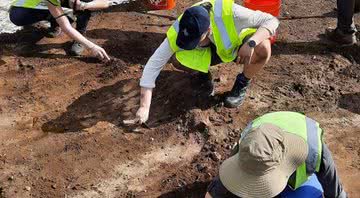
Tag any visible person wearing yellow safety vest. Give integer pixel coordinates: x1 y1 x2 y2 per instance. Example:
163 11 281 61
135 0 279 124
205 111 347 198
9 0 112 59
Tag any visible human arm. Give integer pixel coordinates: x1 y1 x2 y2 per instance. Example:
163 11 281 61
135 38 174 123
69 0 111 11
316 143 347 198
70 0 137 11
233 4 279 64
47 2 110 60
232 3 280 40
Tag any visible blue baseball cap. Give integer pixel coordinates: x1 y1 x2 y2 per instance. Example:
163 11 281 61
176 6 210 50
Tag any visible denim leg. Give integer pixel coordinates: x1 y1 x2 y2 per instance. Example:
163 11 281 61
316 143 347 198
337 0 357 33
75 10 91 34
9 7 53 26
74 0 93 34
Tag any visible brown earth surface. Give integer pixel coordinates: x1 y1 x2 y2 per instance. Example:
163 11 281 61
0 0 360 197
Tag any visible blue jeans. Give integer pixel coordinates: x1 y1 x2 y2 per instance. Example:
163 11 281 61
9 3 92 34
337 0 357 34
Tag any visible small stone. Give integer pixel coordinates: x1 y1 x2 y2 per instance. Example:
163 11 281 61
210 152 222 162
51 184 57 189
195 164 207 172
325 91 332 97
225 144 232 150
24 186 31 191
8 176 14 181
150 137 154 141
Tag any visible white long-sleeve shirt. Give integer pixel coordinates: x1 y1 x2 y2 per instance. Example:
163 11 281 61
140 3 280 88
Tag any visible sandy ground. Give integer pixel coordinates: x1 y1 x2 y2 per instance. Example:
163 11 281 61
0 0 359 197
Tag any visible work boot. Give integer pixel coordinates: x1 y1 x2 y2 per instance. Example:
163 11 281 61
225 73 250 108
47 26 62 38
325 28 357 46
69 41 85 56
197 72 215 97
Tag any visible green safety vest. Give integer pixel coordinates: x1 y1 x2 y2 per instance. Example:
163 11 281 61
166 0 257 73
12 0 60 9
241 111 323 190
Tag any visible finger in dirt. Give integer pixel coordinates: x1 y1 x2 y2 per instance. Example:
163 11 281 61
123 119 139 126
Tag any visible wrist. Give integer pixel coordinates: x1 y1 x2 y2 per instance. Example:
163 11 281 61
140 104 150 109
86 43 96 50
247 40 257 48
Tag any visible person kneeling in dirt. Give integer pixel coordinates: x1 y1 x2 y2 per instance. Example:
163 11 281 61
9 0 112 59
205 111 347 198
135 0 279 123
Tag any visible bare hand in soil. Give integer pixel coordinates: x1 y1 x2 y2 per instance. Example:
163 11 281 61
135 106 150 124
236 44 254 65
123 119 139 125
90 44 111 61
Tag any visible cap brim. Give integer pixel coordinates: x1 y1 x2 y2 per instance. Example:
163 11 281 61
176 32 201 50
219 131 308 198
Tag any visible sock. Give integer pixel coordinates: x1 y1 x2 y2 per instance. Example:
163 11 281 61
235 73 250 88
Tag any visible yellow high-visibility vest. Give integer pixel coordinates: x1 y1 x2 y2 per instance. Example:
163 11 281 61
12 0 61 10
244 111 323 189
167 0 256 73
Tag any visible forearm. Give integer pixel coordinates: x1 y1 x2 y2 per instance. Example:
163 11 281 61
139 38 174 88
83 0 110 10
140 87 153 108
59 19 95 48
48 3 96 49
233 3 280 41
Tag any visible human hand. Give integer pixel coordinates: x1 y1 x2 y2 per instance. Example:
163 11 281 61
135 106 150 124
89 44 110 61
123 106 150 126
236 43 254 65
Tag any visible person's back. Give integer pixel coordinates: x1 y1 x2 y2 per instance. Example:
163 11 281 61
206 111 347 198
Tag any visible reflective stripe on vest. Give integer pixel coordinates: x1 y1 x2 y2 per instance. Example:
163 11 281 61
305 117 321 174
245 111 323 190
166 0 256 73
12 0 60 9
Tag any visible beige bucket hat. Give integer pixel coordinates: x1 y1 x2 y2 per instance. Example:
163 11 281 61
219 123 308 198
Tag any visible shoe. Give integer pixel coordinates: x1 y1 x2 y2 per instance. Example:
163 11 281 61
197 72 215 97
47 26 62 38
224 74 250 108
325 28 357 46
69 41 85 56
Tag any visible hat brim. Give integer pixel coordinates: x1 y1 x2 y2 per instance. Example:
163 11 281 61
176 32 201 50
219 131 308 198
